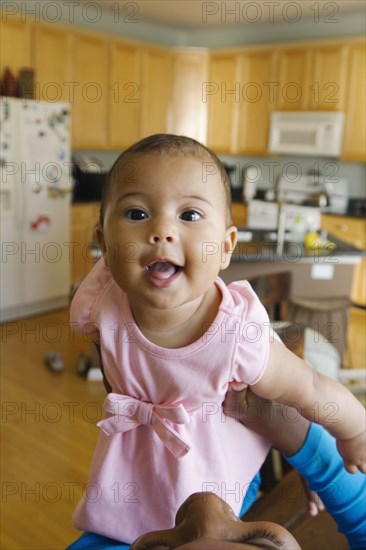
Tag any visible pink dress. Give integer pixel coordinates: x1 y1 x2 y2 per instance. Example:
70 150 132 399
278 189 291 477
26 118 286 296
70 259 272 542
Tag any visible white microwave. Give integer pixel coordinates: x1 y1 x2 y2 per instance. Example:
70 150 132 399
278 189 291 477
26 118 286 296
268 111 345 157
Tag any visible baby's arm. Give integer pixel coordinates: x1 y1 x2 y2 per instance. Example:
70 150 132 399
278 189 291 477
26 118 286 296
94 344 112 393
250 339 366 473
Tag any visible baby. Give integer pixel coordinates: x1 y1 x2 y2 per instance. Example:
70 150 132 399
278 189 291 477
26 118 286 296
70 134 365 543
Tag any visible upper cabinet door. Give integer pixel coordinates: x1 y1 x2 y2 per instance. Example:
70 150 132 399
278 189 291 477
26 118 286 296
342 41 366 162
0 16 31 76
207 53 240 153
71 31 108 149
170 50 208 143
108 40 142 149
140 47 173 137
236 50 274 156
308 43 349 111
33 24 72 102
274 47 312 111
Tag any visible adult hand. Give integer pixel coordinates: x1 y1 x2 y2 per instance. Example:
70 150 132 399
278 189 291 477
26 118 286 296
223 384 311 462
299 477 325 517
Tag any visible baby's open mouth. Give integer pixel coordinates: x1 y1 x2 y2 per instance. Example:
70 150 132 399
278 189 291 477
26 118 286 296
145 261 182 281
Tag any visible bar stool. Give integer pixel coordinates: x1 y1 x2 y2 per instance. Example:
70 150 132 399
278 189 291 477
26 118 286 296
289 296 351 366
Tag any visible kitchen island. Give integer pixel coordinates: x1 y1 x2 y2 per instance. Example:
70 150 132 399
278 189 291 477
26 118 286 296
220 231 364 363
220 230 363 301
232 230 361 262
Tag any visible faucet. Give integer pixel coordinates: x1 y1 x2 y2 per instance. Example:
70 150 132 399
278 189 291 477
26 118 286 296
276 200 287 256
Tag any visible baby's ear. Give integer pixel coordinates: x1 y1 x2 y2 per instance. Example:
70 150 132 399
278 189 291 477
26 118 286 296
221 226 237 270
95 224 109 266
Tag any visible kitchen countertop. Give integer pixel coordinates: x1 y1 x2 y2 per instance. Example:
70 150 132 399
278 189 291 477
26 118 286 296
232 230 364 263
321 209 366 220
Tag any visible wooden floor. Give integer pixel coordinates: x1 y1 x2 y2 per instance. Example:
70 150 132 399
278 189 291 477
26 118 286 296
245 469 349 549
1 308 106 549
1 306 365 549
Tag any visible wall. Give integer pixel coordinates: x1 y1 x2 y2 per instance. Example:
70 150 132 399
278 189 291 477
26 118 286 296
187 10 365 47
219 155 366 199
77 149 365 199
3 1 363 46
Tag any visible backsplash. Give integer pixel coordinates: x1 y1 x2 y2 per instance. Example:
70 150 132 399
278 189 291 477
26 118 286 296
77 149 366 199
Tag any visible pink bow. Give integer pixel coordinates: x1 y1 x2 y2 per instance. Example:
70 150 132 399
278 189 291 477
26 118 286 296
97 393 191 460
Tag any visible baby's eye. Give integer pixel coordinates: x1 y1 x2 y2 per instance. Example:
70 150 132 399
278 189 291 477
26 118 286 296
180 210 201 222
125 209 148 221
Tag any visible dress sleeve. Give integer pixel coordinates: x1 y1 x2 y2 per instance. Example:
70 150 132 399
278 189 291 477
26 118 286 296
229 281 273 386
70 258 112 342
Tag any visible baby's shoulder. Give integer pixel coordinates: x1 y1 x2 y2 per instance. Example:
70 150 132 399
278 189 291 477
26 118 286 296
220 278 258 306
70 258 116 328
218 277 268 322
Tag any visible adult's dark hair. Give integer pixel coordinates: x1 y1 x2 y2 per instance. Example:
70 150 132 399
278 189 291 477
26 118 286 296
99 134 232 226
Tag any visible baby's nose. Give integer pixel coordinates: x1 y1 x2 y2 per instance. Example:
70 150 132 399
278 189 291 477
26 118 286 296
148 219 177 244
151 233 174 243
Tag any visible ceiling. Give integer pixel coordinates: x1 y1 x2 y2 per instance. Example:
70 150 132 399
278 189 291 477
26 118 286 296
79 0 365 29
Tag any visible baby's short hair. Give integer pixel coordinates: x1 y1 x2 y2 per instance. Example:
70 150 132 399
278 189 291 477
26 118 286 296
100 134 232 226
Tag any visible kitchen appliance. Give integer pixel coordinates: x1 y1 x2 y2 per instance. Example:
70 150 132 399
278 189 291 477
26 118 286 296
223 162 242 201
247 199 321 235
72 154 107 203
0 97 71 321
276 174 349 214
247 172 348 235
268 111 345 157
242 165 258 202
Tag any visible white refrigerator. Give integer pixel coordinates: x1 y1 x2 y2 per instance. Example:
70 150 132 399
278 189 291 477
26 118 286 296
0 97 71 321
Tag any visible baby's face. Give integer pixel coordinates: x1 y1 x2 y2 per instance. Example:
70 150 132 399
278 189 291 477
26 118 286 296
97 152 237 312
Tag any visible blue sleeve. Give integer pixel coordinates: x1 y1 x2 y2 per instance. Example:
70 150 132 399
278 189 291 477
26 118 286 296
285 423 366 550
66 532 129 550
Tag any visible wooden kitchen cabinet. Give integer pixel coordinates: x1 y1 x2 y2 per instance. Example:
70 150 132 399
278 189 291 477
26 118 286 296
308 43 349 111
71 31 109 149
273 46 312 110
236 49 274 155
170 49 208 143
108 39 142 149
71 203 101 285
231 203 247 227
0 16 32 77
321 214 366 250
140 46 173 137
208 48 273 155
322 212 366 366
321 214 366 307
207 53 240 153
2 13 365 162
274 41 348 111
33 23 73 102
342 41 366 162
